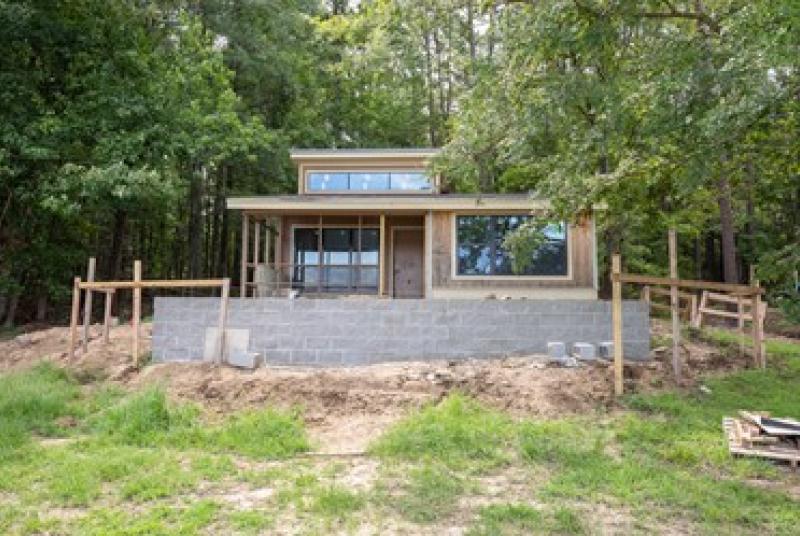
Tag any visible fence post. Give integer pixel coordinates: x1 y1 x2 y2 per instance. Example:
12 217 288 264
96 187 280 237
82 257 95 352
69 277 81 359
132 260 142 367
103 289 114 344
668 229 681 382
612 253 624 396
217 278 230 364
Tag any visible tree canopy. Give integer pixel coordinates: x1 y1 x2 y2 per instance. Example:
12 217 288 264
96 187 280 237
0 0 798 325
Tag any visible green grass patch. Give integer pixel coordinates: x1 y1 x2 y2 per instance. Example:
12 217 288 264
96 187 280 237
516 357 800 533
370 393 515 469
74 499 220 535
468 503 543 535
694 327 800 361
203 408 310 459
309 486 365 517
393 463 466 523
227 510 274 534
0 363 80 453
90 387 198 446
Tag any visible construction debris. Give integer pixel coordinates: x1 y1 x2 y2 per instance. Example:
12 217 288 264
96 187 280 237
723 411 800 469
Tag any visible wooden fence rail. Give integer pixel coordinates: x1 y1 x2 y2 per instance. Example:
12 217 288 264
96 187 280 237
611 231 765 396
69 258 230 367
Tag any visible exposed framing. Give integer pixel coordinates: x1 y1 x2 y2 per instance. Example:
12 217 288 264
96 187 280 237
449 213 574 282
289 222 382 294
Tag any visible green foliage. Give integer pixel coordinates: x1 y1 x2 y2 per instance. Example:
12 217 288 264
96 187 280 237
369 393 515 469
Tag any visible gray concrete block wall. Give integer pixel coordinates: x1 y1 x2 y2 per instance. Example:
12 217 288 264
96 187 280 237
152 298 651 365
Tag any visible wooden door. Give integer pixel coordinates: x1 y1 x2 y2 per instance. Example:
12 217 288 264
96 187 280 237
393 229 424 298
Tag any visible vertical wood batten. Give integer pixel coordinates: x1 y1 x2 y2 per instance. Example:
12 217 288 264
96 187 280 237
669 229 681 381
612 254 623 396
132 260 142 366
379 214 386 297
240 213 249 298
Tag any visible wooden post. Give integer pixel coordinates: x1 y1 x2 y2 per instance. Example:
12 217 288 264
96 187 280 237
216 278 230 364
612 254 624 396
253 219 261 268
668 229 681 382
82 257 96 352
379 214 386 297
132 260 142 366
737 294 745 357
641 286 651 315
689 293 698 326
752 281 764 369
240 213 249 298
69 277 82 359
103 290 114 344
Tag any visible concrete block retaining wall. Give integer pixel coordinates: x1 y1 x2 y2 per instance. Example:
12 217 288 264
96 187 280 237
152 298 650 365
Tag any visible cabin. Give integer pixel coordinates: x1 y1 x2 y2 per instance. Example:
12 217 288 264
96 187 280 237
152 148 650 366
228 148 598 300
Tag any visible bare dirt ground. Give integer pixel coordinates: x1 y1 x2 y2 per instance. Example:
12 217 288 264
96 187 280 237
0 318 754 454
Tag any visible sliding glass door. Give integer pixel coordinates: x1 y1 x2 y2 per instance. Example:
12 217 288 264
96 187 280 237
293 227 379 293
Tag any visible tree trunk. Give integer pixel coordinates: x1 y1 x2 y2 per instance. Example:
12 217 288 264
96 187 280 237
3 292 18 328
188 164 203 280
36 295 47 322
717 176 738 283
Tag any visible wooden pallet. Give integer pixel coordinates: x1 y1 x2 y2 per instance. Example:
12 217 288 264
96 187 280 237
723 417 800 469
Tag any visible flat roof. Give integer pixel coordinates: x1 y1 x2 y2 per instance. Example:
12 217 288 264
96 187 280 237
227 193 553 212
289 148 441 160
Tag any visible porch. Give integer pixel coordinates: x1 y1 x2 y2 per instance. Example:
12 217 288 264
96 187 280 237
239 212 430 299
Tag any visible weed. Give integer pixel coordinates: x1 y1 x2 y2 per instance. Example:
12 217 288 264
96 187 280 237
468 503 542 535
91 387 198 446
394 463 466 523
310 486 365 517
227 510 274 533
370 393 515 469
203 408 310 459
0 363 79 452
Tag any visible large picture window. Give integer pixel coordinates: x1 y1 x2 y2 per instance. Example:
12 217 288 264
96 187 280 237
455 215 568 277
307 171 431 192
293 227 379 292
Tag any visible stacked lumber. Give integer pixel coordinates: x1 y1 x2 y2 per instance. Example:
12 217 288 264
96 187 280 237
723 411 800 469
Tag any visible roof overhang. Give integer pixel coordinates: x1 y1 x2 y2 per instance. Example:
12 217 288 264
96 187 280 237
226 194 560 213
289 148 441 162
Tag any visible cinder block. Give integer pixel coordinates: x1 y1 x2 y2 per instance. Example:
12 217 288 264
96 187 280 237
547 342 566 359
572 342 596 361
227 350 262 369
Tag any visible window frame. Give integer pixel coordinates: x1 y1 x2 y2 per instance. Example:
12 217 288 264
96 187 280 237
290 223 381 293
450 213 572 281
304 169 434 194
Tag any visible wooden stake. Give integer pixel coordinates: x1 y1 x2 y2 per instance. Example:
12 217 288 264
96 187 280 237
69 277 81 359
737 294 745 357
103 290 114 344
240 213 249 298
132 260 142 366
82 257 96 352
668 229 681 382
752 279 764 369
612 253 624 396
217 278 230 364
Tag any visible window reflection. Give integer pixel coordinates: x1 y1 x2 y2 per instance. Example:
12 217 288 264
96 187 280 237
293 227 380 292
307 171 431 192
456 216 568 276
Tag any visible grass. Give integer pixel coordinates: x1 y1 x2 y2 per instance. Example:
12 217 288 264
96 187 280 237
369 392 516 470
0 331 798 534
0 363 81 454
392 463 467 523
